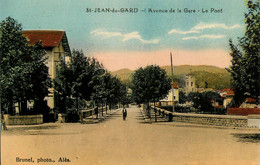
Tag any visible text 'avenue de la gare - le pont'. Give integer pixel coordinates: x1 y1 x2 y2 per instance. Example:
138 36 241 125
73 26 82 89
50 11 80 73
85 8 223 14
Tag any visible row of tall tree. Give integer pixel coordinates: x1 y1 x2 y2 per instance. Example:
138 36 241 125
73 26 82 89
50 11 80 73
54 50 129 114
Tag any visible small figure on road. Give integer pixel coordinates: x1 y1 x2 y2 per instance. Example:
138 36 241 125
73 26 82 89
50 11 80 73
122 107 127 120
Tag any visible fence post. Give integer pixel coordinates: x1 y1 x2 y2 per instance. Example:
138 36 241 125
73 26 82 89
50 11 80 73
80 110 83 123
168 113 173 122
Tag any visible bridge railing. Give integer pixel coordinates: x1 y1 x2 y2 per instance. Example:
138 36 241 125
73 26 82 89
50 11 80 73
151 106 173 122
79 106 109 122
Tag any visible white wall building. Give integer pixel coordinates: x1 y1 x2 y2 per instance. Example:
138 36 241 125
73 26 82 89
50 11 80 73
160 82 179 105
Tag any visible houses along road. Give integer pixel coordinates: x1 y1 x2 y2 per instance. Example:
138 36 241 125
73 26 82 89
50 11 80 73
2 105 260 165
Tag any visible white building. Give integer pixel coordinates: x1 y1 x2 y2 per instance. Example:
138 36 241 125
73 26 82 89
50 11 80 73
160 82 179 106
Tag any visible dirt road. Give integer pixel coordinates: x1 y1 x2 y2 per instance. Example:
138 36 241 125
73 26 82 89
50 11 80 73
2 106 260 165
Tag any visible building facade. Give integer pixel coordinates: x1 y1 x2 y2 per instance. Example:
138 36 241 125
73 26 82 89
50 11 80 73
168 82 179 102
23 30 71 109
160 82 179 106
184 73 196 94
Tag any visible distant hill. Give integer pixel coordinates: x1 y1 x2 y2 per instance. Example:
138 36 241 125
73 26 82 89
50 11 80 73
161 65 228 75
111 65 231 89
192 71 231 89
111 68 133 80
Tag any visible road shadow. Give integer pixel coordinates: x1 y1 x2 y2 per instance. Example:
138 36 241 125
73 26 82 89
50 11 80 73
138 121 151 124
135 116 146 120
135 115 150 124
6 125 59 131
82 112 122 124
232 133 260 143
2 125 60 136
28 132 80 136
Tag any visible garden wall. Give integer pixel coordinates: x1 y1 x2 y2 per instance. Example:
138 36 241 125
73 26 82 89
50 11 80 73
3 114 43 125
227 108 260 116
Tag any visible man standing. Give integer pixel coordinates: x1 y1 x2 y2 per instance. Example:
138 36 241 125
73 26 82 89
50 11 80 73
122 107 127 120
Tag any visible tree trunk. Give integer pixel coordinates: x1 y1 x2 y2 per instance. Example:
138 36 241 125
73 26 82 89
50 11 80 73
64 95 67 113
76 97 79 112
21 100 27 115
154 102 157 122
146 102 151 119
105 102 107 114
101 101 103 116
8 101 14 115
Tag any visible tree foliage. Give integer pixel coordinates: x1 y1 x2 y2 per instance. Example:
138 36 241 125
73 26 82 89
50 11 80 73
106 75 128 105
92 71 129 107
227 0 259 104
54 49 105 112
131 65 171 104
54 50 128 113
188 91 221 113
0 17 50 114
178 91 187 104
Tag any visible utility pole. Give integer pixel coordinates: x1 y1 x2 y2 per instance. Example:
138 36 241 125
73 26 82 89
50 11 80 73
0 97 1 165
170 52 174 112
0 111 1 165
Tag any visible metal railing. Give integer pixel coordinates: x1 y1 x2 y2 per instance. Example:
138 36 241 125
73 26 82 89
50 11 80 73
79 106 110 122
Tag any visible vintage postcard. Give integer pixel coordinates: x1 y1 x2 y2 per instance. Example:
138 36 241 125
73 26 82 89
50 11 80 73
0 0 259 164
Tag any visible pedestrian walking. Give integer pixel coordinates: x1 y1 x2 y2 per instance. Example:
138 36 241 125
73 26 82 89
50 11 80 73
122 107 127 120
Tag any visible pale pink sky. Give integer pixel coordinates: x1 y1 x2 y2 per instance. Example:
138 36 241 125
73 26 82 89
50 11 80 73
93 49 231 71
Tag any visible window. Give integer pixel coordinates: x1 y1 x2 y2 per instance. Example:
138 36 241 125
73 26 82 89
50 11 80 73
191 82 193 86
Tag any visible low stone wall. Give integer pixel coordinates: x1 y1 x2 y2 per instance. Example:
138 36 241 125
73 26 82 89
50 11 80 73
248 115 260 128
3 114 43 125
172 113 248 127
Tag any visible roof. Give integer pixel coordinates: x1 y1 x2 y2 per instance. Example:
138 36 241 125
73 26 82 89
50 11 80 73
227 90 235 95
22 30 71 54
171 82 178 89
215 105 224 108
220 88 234 96
197 88 205 92
221 88 233 93
245 98 257 103
186 73 194 75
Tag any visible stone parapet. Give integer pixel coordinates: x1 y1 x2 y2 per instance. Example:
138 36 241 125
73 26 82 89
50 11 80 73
247 115 260 128
3 114 43 125
172 113 248 127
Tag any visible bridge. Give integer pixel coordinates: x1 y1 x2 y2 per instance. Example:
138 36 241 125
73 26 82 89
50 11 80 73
2 105 259 165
